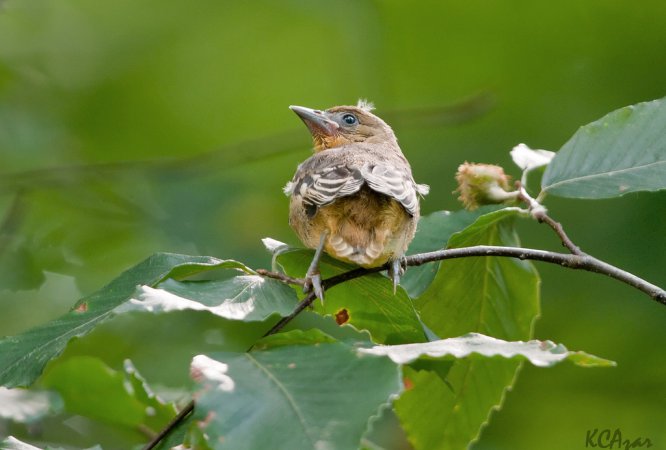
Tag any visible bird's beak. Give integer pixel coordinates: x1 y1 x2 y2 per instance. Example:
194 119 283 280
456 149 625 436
289 105 340 137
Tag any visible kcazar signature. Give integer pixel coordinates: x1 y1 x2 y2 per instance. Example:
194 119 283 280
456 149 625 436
586 428 653 449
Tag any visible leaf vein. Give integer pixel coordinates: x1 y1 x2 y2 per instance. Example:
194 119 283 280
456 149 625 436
545 159 666 191
243 353 316 446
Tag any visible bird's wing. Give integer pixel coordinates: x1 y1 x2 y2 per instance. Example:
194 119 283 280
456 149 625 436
361 163 428 216
284 164 365 217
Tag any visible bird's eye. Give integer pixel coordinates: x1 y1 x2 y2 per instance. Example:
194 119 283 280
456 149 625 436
342 114 357 125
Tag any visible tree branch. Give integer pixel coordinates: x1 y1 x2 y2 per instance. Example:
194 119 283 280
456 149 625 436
143 243 666 449
405 246 665 303
259 244 666 340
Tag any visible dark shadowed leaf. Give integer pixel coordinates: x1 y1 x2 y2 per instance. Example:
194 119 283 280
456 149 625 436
253 328 340 349
40 356 176 434
122 359 179 431
396 207 540 450
542 97 666 198
0 253 261 387
190 330 402 450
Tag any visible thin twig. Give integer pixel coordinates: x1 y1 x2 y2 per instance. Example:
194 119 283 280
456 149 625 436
143 400 194 450
259 291 318 339
255 268 305 286
534 213 583 255
517 184 583 255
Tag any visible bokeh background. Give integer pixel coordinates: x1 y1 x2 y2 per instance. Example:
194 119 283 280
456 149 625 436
1 1 665 448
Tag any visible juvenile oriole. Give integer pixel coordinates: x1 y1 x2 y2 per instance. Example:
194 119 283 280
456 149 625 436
284 100 429 298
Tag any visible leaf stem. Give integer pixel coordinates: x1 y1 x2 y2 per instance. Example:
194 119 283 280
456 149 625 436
517 184 583 255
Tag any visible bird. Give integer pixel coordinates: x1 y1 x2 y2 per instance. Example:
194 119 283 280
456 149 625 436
284 100 429 300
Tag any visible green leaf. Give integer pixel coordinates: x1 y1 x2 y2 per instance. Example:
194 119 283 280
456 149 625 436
115 276 298 321
153 414 198 450
254 328 339 349
401 207 501 298
0 387 62 423
0 437 41 450
360 332 614 368
190 330 402 450
40 356 176 433
415 207 536 340
396 207 540 450
277 249 426 344
122 359 179 431
0 253 287 388
542 97 666 198
0 436 102 450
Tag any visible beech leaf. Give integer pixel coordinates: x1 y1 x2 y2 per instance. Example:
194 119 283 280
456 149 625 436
359 332 614 368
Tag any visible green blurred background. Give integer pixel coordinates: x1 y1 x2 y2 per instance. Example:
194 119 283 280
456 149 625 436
1 0 665 448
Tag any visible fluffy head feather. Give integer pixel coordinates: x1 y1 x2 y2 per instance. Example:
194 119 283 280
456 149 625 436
356 99 375 112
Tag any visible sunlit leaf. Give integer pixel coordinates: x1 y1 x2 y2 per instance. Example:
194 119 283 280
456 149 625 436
0 437 41 450
360 332 614 367
116 275 297 321
542 97 666 198
190 330 402 450
0 436 102 450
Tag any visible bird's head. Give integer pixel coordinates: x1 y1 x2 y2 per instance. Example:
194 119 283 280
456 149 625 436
289 100 397 152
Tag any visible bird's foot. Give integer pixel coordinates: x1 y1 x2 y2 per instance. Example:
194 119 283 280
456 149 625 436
303 232 328 303
303 271 324 302
388 257 407 294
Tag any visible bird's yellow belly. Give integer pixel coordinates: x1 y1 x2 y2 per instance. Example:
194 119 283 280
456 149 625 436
290 187 416 268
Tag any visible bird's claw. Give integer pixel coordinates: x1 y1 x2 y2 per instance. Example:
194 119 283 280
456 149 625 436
303 272 324 302
302 232 327 303
389 258 406 294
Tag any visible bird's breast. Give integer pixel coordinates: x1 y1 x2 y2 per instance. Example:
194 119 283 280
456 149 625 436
289 186 417 267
